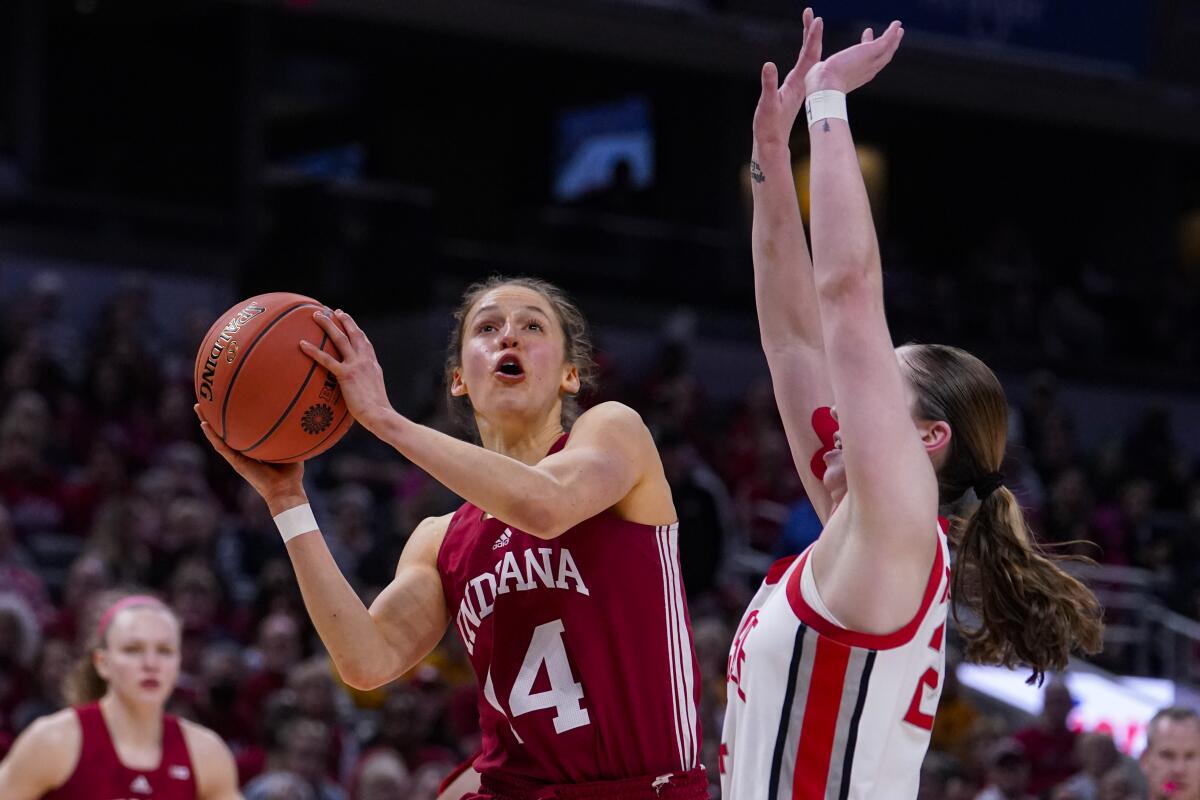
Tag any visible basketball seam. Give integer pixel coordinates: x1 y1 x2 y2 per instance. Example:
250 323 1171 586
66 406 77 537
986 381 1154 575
240 330 331 456
218 302 318 440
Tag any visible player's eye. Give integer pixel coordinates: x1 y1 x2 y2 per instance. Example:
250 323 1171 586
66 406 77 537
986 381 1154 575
527 321 543 331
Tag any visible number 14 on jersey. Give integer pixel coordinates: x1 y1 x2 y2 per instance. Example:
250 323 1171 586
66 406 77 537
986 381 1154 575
485 619 591 740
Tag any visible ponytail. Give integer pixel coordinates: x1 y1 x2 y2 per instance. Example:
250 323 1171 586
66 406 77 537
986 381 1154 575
63 655 108 705
950 486 1103 685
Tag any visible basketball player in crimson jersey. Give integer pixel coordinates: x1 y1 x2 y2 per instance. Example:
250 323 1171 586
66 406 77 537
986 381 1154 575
0 594 240 800
199 276 706 800
722 9 1102 798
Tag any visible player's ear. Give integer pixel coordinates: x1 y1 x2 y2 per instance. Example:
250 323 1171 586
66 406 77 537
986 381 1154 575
93 648 110 682
561 362 580 395
450 367 469 398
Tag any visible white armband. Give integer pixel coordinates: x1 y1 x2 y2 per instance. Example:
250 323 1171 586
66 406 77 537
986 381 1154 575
805 90 848 128
274 503 319 543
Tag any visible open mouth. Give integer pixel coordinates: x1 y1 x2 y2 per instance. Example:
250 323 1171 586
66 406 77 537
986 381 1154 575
494 354 525 382
140 679 161 690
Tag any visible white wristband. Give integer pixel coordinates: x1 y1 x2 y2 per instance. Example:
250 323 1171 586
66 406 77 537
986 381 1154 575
805 90 848 128
274 503 318 543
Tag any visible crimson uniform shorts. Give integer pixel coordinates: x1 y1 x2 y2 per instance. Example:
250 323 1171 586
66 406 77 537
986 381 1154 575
468 767 709 800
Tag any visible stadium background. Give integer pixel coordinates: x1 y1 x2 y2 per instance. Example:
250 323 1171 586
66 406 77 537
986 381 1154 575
0 0 1199 797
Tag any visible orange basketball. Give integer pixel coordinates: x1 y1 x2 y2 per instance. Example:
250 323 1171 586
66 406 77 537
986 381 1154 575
194 292 353 463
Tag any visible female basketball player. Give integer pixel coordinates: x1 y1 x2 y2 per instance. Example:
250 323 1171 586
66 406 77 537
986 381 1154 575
720 11 1103 798
0 593 240 799
199 276 706 800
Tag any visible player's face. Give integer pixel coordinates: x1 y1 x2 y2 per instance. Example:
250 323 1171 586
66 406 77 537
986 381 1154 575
821 406 847 504
821 355 943 506
453 285 580 429
1141 718 1200 800
95 607 181 708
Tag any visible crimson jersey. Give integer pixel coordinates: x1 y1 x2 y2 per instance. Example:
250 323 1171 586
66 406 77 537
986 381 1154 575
437 437 702 788
44 703 197 800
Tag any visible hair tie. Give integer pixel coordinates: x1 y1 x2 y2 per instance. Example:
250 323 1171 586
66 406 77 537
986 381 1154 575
973 471 1005 500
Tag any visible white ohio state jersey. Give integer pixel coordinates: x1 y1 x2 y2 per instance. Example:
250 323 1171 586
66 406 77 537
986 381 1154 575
721 526 950 800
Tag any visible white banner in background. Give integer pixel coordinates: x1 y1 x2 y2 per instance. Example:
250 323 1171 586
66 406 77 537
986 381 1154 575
957 664 1175 755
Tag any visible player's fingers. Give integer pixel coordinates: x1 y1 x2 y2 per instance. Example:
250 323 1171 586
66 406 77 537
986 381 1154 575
197 417 237 460
336 310 373 352
313 310 353 355
879 25 903 63
299 339 342 373
760 62 779 97
861 27 874 43
810 17 823 62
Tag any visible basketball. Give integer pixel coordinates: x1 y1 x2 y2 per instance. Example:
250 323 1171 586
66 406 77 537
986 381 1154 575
193 292 354 463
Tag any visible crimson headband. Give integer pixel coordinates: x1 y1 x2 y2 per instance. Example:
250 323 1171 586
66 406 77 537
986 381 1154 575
96 595 166 642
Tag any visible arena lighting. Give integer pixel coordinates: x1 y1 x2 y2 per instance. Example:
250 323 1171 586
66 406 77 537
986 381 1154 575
956 663 1176 756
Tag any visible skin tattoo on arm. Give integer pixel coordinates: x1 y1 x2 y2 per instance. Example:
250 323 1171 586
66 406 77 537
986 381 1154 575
751 160 765 183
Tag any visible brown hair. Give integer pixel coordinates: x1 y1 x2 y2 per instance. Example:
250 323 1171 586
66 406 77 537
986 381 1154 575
444 276 596 436
63 590 178 705
899 344 1103 685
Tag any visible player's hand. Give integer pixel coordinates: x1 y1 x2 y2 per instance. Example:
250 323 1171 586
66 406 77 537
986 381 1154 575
195 405 306 513
804 20 903 96
753 7 824 150
302 309 394 433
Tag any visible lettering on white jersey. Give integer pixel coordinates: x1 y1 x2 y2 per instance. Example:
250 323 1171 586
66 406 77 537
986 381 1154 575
456 546 591 654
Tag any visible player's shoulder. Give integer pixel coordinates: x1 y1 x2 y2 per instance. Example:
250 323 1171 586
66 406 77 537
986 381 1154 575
23 707 82 748
414 512 455 541
575 401 645 428
178 718 230 757
179 720 237 793
3 708 81 786
571 401 653 447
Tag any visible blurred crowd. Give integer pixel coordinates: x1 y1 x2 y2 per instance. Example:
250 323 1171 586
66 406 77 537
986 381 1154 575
0 267 1197 799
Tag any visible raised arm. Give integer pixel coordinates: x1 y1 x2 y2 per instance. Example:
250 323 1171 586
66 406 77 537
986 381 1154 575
751 7 836 523
805 23 939 537
301 313 669 538
199 417 451 691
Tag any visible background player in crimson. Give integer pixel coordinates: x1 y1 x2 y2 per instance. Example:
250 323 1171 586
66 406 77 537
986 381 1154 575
721 8 1104 798
0 593 240 799
1011 679 1080 796
199 276 706 800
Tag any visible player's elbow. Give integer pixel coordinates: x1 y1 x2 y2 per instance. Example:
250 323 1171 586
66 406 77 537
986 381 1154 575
815 266 879 306
336 654 399 692
342 667 395 692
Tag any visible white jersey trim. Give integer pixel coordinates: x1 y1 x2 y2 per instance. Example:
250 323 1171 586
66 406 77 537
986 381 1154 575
656 523 698 770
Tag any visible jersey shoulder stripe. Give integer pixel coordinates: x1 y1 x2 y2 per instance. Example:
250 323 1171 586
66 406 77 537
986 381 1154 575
785 528 947 651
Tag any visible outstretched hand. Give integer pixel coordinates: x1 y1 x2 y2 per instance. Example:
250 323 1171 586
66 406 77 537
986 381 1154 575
753 7 824 149
804 19 904 96
301 309 394 433
195 405 305 511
